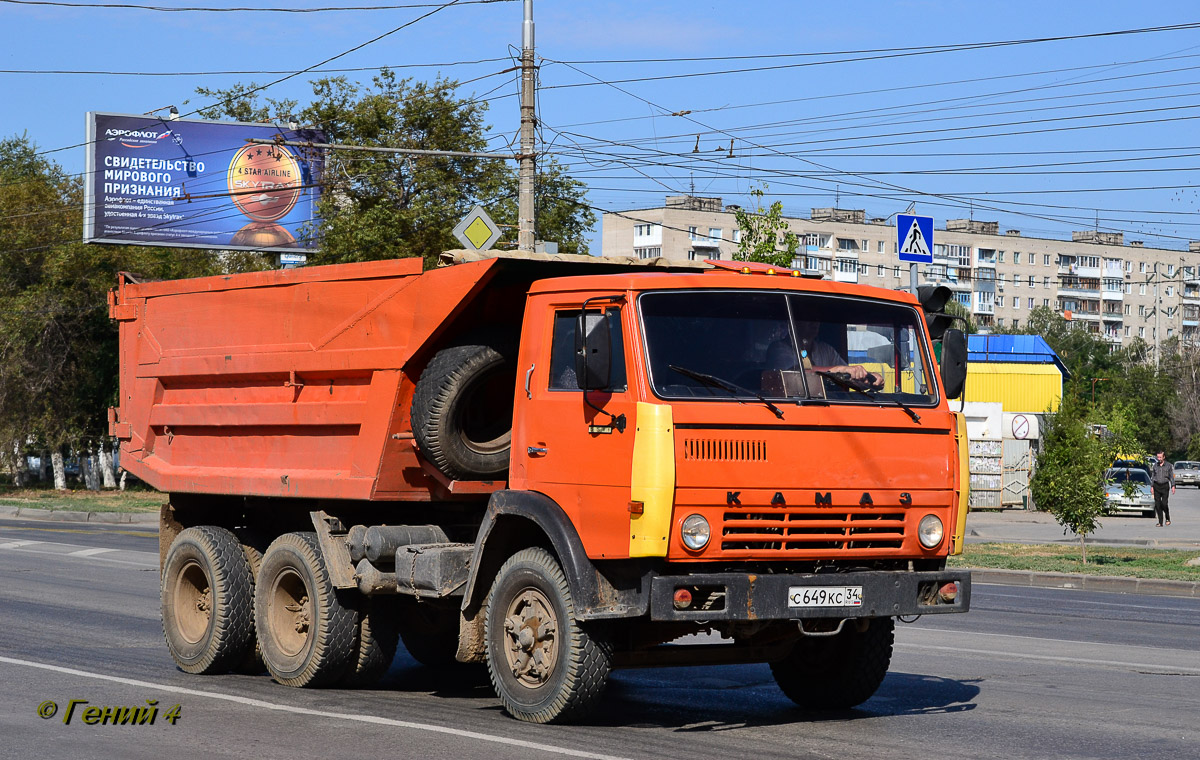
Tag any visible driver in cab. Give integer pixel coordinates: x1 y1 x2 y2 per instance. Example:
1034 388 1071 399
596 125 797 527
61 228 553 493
771 321 884 389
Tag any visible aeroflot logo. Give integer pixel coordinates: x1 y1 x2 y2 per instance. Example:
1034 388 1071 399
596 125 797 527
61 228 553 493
105 128 174 149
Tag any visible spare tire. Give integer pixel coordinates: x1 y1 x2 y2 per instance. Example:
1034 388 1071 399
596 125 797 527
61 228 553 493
412 335 517 480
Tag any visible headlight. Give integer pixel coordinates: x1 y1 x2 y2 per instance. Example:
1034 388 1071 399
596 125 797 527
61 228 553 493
680 514 710 551
917 514 944 549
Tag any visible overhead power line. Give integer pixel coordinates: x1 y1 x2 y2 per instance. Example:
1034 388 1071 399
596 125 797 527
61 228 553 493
0 0 510 11
541 22 1200 90
0 57 509 77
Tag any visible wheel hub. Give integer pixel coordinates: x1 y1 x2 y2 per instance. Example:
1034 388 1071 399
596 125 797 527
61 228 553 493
502 588 558 687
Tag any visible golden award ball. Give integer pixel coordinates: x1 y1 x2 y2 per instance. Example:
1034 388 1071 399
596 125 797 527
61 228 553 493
227 144 303 223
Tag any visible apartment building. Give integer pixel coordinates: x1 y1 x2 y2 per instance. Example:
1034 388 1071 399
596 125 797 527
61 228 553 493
601 195 1200 349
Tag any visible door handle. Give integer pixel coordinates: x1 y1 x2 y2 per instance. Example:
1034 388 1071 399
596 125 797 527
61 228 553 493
524 364 535 399
527 446 547 456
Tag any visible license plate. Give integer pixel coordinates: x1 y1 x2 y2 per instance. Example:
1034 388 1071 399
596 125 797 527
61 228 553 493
788 586 863 608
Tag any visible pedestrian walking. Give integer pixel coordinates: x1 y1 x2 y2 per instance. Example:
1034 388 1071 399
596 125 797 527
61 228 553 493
1149 451 1175 527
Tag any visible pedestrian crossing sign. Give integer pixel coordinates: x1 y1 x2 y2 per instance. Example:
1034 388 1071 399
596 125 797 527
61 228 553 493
897 214 934 264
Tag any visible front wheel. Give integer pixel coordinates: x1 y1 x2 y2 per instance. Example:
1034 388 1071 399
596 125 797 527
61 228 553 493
484 548 611 724
770 616 895 710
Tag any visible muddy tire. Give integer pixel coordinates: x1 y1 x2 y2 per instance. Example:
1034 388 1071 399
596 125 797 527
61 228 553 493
161 526 256 675
411 337 517 481
255 532 357 688
339 597 400 687
398 598 462 667
484 548 611 724
770 617 895 710
234 532 266 674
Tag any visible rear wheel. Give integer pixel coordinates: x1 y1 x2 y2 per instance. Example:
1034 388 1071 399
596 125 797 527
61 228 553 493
255 532 357 687
770 617 894 710
339 597 400 687
484 548 611 724
161 526 256 675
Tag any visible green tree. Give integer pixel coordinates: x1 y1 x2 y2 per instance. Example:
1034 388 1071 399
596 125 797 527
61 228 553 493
197 71 594 266
732 185 799 268
0 135 232 488
1029 393 1113 563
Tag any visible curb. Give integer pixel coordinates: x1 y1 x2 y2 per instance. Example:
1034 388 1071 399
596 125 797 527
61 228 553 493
0 505 157 525
970 568 1199 598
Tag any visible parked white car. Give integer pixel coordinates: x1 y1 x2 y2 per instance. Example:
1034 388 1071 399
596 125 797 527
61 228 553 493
1104 468 1155 518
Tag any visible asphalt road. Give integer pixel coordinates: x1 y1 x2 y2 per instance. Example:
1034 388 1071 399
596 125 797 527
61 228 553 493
1 519 1198 760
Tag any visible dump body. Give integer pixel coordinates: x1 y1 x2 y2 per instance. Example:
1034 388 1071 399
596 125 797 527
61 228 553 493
109 256 511 500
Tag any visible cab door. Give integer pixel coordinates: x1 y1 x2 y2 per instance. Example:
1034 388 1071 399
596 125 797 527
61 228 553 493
512 298 639 558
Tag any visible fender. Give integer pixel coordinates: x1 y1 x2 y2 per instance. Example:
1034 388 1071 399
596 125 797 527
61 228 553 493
460 489 650 620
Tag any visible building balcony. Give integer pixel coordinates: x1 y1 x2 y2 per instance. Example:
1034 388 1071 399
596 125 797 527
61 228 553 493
1102 312 1123 321
1058 286 1101 298
973 303 995 315
1072 311 1102 320
1100 290 1123 300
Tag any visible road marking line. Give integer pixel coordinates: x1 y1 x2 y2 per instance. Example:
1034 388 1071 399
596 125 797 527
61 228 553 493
0 540 42 550
897 643 1200 674
66 545 115 557
0 655 633 760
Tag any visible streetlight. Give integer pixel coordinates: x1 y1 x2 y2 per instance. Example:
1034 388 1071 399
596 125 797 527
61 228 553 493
1092 377 1108 404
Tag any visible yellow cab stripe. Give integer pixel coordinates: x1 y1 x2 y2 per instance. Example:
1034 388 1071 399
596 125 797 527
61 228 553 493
629 402 675 557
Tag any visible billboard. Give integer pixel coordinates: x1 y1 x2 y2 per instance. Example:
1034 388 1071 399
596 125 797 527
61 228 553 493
84 112 324 252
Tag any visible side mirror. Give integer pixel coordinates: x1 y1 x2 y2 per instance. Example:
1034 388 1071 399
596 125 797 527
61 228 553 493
940 328 967 400
575 310 612 391
917 284 955 340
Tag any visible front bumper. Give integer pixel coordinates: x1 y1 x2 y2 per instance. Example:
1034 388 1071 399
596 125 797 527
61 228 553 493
649 569 970 621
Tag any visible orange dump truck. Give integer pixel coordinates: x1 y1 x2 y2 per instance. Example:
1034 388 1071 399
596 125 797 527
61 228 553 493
110 251 971 723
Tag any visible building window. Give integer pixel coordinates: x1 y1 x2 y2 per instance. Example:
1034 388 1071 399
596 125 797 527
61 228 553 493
997 251 1005 263
1167 286 1175 297
954 292 971 306
997 273 1006 284
997 318 1005 327
1139 262 1146 273
688 226 698 240
877 265 885 277
1169 265 1177 277
1139 305 1146 316
635 246 661 260
1139 327 1145 338
1140 284 1147 296
877 241 885 253
894 266 901 278
1043 298 1049 307
1043 276 1049 288
709 227 723 242
1125 304 1131 315
732 229 741 244
1168 328 1175 338
861 240 869 252
858 262 869 275
837 238 860 252
1012 319 1020 329
997 296 1005 308
1043 255 1050 266
1014 252 1021 264
1125 283 1132 294
1124 326 1130 337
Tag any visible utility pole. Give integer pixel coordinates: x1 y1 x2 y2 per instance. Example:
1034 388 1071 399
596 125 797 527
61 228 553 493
1154 261 1161 369
518 0 536 252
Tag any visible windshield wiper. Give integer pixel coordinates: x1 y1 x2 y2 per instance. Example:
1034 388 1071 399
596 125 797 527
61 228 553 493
669 364 784 420
814 371 921 423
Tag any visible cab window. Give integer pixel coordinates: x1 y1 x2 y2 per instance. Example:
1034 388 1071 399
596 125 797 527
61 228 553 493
548 308 627 391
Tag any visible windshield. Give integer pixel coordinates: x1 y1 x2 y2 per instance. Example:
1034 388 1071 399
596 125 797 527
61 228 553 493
640 290 937 405
1107 469 1150 484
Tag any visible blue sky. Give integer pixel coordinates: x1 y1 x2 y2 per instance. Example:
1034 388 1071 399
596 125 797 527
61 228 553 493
4 0 1200 250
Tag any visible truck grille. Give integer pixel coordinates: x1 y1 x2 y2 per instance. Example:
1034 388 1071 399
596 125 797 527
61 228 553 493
682 438 767 462
721 509 905 554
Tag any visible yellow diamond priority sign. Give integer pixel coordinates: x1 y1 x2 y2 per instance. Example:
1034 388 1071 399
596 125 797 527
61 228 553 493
453 205 502 251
